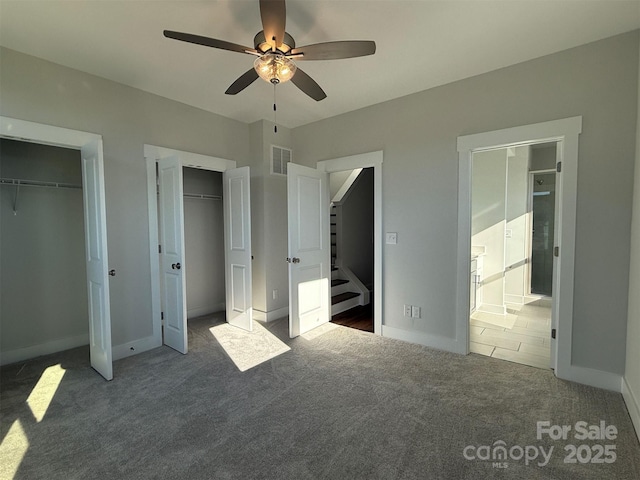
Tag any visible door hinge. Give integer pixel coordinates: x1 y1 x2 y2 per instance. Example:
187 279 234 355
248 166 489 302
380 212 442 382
161 311 164 320
159 244 162 254
554 246 559 257
551 328 556 339
556 162 562 173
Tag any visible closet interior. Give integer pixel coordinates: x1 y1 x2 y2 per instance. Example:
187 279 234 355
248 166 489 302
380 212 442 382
182 167 226 319
0 138 88 364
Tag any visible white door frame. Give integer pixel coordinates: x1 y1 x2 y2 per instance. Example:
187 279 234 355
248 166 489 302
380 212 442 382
0 116 113 379
144 145 236 348
316 150 383 335
457 117 581 382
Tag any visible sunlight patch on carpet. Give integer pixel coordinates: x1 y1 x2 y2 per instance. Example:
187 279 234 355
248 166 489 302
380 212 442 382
301 322 339 341
26 364 66 422
209 321 290 372
0 419 29 480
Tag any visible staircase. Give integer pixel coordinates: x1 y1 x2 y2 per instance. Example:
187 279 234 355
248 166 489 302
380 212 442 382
330 205 370 315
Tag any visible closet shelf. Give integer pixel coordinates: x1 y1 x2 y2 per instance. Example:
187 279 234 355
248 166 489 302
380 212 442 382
183 192 222 201
0 177 82 215
0 177 82 190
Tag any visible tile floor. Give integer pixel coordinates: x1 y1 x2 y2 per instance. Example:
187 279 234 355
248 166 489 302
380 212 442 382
469 298 552 369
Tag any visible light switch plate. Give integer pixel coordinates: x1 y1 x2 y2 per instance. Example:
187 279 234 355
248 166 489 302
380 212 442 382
386 232 398 244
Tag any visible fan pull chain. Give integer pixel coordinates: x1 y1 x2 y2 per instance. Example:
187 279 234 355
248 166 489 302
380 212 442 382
273 83 278 134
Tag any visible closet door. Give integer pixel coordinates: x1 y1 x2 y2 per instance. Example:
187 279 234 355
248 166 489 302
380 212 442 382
158 156 188 354
223 167 253 331
81 139 113 381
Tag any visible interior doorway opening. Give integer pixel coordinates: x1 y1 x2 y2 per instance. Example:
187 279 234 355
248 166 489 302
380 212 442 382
181 167 226 320
329 167 375 333
1 116 113 380
468 142 558 370
0 139 90 362
146 145 253 355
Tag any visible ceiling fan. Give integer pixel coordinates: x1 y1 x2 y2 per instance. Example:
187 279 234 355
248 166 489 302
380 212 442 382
163 0 376 101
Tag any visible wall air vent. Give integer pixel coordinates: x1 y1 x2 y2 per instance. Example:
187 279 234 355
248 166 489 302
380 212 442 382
271 145 292 176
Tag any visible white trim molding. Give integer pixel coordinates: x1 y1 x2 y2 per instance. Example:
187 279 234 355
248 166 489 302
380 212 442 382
457 117 582 382
0 334 90 366
622 377 640 443
144 144 236 348
253 306 289 323
317 150 383 335
382 326 463 354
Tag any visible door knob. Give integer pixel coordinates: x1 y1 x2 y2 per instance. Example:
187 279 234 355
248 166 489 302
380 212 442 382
108 269 116 276
172 263 181 270
286 257 301 264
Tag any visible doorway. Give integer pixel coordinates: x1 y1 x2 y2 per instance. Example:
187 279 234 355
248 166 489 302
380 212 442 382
145 145 253 354
318 150 384 335
329 167 375 333
457 116 582 381
468 144 557 369
0 116 113 380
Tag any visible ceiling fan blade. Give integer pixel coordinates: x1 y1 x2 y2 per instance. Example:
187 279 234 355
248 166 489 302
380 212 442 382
164 30 258 55
225 69 260 95
291 68 327 101
259 0 286 50
290 41 376 60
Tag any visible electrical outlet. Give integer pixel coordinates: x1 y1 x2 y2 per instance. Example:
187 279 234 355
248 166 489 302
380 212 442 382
404 304 412 317
411 306 421 318
272 289 278 300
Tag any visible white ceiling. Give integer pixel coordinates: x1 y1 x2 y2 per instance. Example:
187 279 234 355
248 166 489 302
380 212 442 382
1 1 639 128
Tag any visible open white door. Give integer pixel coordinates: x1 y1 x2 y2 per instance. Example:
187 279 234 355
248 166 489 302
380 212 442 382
287 163 331 337
223 167 253 331
158 156 188 354
81 139 113 380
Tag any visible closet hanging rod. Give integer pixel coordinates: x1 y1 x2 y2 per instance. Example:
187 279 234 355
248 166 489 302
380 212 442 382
183 192 222 201
0 177 82 190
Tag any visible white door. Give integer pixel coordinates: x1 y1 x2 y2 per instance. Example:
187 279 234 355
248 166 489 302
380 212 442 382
223 167 253 331
287 163 331 337
158 156 188 354
81 139 113 380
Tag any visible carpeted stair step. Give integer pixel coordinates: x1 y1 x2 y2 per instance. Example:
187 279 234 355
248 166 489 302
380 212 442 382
332 291 360 305
331 278 349 288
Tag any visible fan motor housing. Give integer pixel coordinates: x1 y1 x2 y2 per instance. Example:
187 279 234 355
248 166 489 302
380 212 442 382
254 31 295 54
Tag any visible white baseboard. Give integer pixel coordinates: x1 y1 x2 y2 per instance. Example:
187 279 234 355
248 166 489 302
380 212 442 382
622 376 640 443
253 306 289 323
0 334 90 366
504 294 524 304
382 325 465 354
478 303 507 315
187 303 225 319
112 335 162 361
557 364 622 392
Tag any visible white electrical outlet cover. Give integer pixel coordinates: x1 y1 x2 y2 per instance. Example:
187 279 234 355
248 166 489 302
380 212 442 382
386 232 398 244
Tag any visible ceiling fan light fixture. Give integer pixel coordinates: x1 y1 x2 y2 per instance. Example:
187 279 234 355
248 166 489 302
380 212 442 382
254 53 297 84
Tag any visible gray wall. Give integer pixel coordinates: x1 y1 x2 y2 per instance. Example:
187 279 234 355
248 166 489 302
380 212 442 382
183 168 225 318
472 149 506 309
293 31 639 374
340 168 374 288
624 34 640 433
247 120 291 318
0 47 250 349
0 139 88 352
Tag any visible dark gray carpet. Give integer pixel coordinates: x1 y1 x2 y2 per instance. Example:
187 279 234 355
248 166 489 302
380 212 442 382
1 313 639 479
